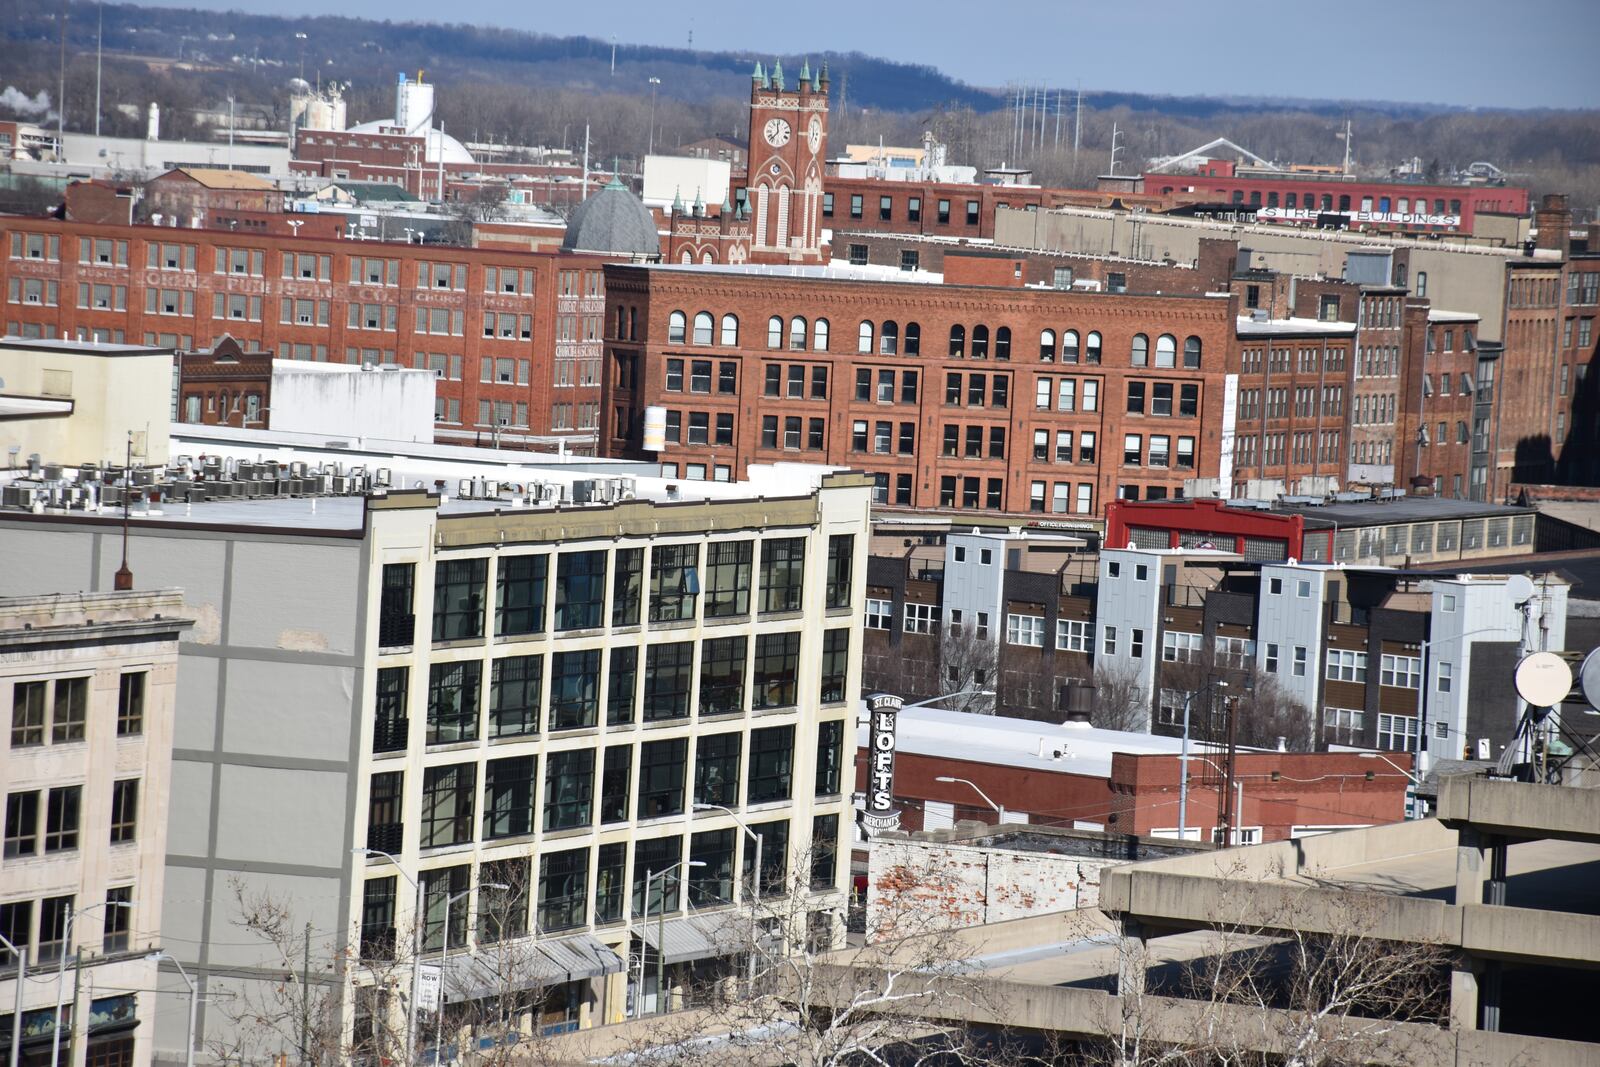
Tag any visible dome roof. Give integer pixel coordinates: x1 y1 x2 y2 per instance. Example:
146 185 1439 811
346 121 475 166
561 179 660 256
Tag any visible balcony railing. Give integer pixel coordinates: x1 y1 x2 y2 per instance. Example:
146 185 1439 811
377 612 415 649
373 717 410 755
366 823 403 855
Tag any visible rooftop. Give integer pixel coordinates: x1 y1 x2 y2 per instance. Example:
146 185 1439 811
1278 495 1532 529
1427 308 1481 323
163 167 278 191
1235 315 1358 337
0 337 169 356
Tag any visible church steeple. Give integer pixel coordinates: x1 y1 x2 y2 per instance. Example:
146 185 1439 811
799 59 811 87
770 59 784 92
751 61 768 89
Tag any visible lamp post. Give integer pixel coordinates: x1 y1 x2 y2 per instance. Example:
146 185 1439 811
429 883 507 1065
1178 679 1228 842
1187 755 1245 846
634 861 704 1018
647 78 661 156
1358 752 1422 819
693 804 762 988
146 953 197 1067
933 776 1006 822
2 933 23 1067
354 846 423 1066
903 688 996 714
51 900 134 1067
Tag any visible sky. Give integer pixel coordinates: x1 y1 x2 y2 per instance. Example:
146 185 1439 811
130 0 1600 110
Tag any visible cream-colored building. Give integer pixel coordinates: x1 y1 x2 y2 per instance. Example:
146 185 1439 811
0 589 190 1067
0 456 868 1064
0 338 174 466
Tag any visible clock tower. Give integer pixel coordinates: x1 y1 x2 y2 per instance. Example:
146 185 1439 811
746 59 828 265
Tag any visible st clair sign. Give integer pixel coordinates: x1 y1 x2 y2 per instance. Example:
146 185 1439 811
861 693 903 835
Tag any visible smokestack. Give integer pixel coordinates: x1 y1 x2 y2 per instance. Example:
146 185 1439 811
146 102 160 142
1534 193 1570 253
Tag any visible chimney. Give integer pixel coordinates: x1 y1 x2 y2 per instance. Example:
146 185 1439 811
1534 193 1570 253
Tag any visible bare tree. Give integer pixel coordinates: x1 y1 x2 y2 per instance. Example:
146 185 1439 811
1158 637 1314 752
1091 662 1151 732
938 624 999 714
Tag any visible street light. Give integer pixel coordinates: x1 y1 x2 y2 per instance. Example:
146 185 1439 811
1178 679 1229 842
635 860 704 1018
1358 752 1422 818
1 933 23 1067
647 77 661 156
1186 755 1245 847
51 900 134 1067
693 803 762 987
146 953 197 1067
430 883 508 1064
353 846 423 1065
933 776 1006 821
903 688 996 712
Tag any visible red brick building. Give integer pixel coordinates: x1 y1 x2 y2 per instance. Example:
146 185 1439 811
745 60 829 264
173 333 273 426
1230 315 1356 493
143 168 284 229
599 252 1237 514
1 216 614 447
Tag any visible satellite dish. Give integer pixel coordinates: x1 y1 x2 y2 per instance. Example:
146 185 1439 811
1579 648 1600 711
1505 574 1535 604
1514 652 1572 708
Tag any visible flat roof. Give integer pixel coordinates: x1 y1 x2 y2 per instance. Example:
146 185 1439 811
1282 496 1531 528
1235 315 1357 337
0 337 170 356
1427 308 1481 323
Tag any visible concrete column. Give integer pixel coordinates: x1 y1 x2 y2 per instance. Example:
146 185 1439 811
1454 828 1486 905
1449 956 1481 1031
1115 916 1146 999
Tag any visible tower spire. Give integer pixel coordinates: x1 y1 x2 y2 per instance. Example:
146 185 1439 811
771 59 784 92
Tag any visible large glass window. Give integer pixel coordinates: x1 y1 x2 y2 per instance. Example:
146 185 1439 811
595 843 626 924
759 538 806 614
825 535 853 609
478 858 529 942
495 554 547 636
815 720 844 795
644 642 694 721
689 829 735 907
699 636 747 716
611 548 643 627
704 541 752 618
753 632 800 709
420 764 475 848
649 543 700 622
820 629 848 704
600 746 632 824
50 678 86 743
10 681 44 747
427 661 480 744
549 650 600 729
374 667 409 753
360 877 397 959
638 738 688 818
555 551 606 630
743 820 788 895
432 558 486 642
489 656 540 738
811 814 839 889
607 647 638 725
543 750 594 831
116 672 145 736
483 755 536 839
694 733 741 809
633 836 683 915
538 848 589 932
421 866 469 953
747 724 795 804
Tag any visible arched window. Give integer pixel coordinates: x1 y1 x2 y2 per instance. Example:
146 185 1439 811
904 322 921 356
1131 333 1149 367
971 325 990 359
615 305 626 339
668 310 687 344
693 311 713 345
680 250 692 264
789 316 807 351
1062 330 1080 364
1416 271 1428 298
1085 331 1102 364
949 324 966 358
1394 263 1407 288
767 316 783 349
1039 329 1056 361
720 314 739 346
994 326 1011 360
1155 334 1177 368
813 318 830 352
857 321 874 354
880 320 899 355
701 252 713 265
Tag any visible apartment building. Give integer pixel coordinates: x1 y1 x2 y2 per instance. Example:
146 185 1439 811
599 255 1237 517
0 218 613 449
0 460 868 1063
1 589 190 1067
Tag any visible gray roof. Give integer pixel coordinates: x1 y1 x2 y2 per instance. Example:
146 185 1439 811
560 182 659 256
1281 496 1531 529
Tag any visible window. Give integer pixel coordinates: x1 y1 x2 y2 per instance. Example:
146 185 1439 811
971 325 990 359
766 316 783 349
904 603 938 635
432 559 486 642
1102 625 1117 656
1183 336 1202 368
1131 334 1148 366
544 749 594 831
5 791 39 857
1056 619 1092 652
966 200 980 226
692 312 714 345
753 632 801 709
720 314 739 346
1325 649 1368 682
421 866 469 953
116 673 145 736
495 554 547 636
555 551 606 630
37 896 71 964
1155 334 1176 368
1437 661 1453 694
825 535 854 609
1006 613 1045 647
705 540 752 618
1380 654 1422 689
699 636 747 716
538 848 588 932
649 543 700 623
748 724 795 804
48 678 87 743
813 319 830 351
1377 713 1419 752
865 598 893 630
109 779 138 844
949 324 966 357
820 628 849 704
420 764 475 848
644 642 694 721
1162 631 1203 663
366 771 403 855
639 738 688 818
549 650 600 730
1214 636 1255 670
689 828 736 907
694 732 742 809
483 756 536 839
759 538 805 614
668 311 687 344
607 647 637 726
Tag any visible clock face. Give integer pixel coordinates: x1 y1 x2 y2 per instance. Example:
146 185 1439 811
763 118 792 147
807 115 822 154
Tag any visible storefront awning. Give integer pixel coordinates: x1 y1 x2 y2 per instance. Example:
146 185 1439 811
635 911 749 966
439 934 625 1002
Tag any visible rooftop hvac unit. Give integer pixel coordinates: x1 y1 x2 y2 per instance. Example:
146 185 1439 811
42 464 63 481
570 479 600 504
374 468 391 487
2 484 39 508
458 479 474 500
613 477 637 501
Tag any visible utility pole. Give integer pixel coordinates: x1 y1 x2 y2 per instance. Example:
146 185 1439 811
1219 693 1239 846
299 922 311 1065
95 3 103 136
65 947 83 1067
114 431 133 590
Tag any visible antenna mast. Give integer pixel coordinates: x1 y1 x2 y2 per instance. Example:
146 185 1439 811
114 431 133 590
